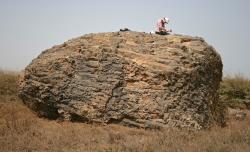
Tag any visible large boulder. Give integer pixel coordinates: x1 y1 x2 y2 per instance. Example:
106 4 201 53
19 31 224 130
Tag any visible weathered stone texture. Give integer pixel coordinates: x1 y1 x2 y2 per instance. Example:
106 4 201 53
19 31 224 130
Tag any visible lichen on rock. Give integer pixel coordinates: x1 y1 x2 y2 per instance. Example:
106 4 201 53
19 31 225 130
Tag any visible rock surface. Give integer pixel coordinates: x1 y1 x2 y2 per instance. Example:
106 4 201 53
19 31 224 130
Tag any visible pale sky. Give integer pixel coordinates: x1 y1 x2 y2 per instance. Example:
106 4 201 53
0 0 250 77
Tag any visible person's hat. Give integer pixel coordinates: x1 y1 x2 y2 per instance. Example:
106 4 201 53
163 17 170 23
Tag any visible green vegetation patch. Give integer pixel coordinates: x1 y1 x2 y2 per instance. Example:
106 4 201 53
219 75 250 109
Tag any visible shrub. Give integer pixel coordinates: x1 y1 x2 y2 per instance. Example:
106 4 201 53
219 74 250 109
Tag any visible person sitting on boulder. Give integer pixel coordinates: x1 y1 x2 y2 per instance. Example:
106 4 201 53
155 17 172 35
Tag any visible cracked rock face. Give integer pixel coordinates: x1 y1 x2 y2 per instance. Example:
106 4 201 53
19 32 224 130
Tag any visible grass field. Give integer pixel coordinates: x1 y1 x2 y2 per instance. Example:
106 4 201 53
0 71 250 152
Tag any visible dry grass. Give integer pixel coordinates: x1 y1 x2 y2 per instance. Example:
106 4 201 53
0 70 18 96
1 100 249 152
0 71 250 152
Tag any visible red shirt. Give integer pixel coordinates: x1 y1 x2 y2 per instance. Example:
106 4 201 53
156 19 165 32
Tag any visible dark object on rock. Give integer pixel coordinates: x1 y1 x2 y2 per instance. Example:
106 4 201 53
120 28 130 32
19 32 224 130
155 31 170 35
